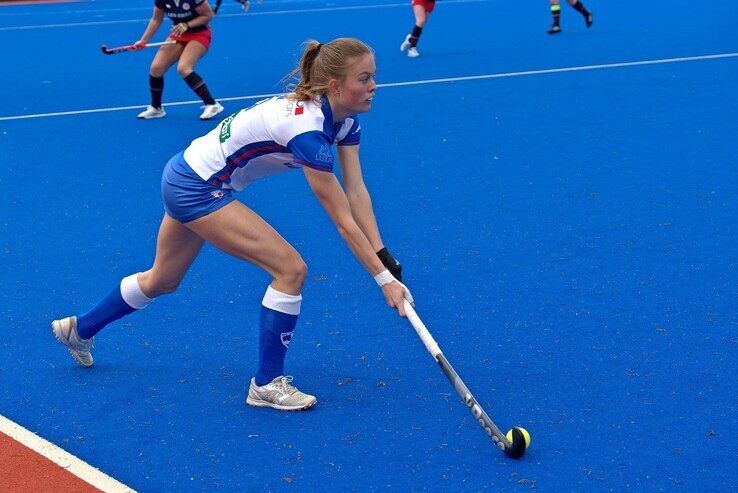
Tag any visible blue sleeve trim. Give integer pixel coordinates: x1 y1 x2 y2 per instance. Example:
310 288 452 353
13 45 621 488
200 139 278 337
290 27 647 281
297 160 333 172
288 131 335 172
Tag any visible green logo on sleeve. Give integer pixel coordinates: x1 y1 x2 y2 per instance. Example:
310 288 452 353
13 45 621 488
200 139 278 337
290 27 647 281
219 110 242 143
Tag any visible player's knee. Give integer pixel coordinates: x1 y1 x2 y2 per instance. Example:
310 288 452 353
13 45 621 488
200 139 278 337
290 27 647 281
177 64 194 78
281 257 307 288
292 258 308 285
149 65 166 78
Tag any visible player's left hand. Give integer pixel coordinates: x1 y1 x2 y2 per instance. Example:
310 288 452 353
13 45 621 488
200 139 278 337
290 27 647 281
171 22 189 35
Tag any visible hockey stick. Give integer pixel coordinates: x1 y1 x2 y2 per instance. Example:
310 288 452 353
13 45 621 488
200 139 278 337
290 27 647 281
403 300 530 459
100 40 176 55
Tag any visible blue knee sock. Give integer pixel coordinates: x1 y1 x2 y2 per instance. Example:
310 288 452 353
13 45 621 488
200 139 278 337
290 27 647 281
77 273 152 339
254 286 302 386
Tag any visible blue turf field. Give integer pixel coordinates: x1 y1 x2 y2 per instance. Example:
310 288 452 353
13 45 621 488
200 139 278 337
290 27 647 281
1 0 737 490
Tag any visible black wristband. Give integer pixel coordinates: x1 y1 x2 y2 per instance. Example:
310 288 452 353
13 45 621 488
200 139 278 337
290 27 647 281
376 247 403 282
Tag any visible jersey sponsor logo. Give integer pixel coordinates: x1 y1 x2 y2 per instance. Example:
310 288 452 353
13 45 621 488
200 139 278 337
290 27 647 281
315 144 333 163
219 110 241 143
166 11 192 18
284 99 304 117
211 190 224 198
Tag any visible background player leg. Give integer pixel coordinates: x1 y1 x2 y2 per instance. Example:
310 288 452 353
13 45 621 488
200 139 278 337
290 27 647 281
177 41 223 120
400 3 430 58
138 42 183 119
548 0 562 34
567 0 593 28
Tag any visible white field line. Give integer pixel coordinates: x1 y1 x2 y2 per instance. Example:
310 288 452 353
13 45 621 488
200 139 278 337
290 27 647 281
1 52 736 122
0 414 136 493
0 0 491 30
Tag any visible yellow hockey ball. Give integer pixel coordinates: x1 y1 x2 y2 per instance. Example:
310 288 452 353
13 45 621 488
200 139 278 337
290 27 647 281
506 427 531 449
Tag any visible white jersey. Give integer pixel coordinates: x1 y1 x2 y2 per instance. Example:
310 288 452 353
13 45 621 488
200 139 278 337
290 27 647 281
183 95 361 191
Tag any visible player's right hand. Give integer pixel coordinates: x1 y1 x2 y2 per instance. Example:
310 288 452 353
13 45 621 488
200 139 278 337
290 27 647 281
381 280 414 318
133 40 147 49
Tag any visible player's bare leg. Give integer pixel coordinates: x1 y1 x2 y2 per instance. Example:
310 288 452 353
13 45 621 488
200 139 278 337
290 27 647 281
401 4 430 58
138 42 183 118
177 41 223 120
186 201 316 410
137 214 205 298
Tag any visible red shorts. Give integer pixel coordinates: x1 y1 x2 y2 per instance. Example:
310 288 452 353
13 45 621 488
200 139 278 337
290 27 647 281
169 25 212 50
411 0 435 13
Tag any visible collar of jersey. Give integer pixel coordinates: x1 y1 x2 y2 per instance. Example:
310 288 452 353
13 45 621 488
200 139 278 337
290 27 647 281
320 94 356 140
320 94 335 137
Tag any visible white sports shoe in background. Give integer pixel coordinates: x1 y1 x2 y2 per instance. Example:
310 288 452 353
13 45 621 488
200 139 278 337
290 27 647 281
199 102 224 120
246 376 317 411
137 106 166 119
407 47 420 58
400 34 412 52
51 316 94 368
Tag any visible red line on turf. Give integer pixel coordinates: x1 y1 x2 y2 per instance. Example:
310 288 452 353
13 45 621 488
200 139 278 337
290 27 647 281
0 431 100 492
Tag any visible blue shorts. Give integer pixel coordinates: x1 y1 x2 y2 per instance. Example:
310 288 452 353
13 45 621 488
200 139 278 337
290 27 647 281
161 151 234 223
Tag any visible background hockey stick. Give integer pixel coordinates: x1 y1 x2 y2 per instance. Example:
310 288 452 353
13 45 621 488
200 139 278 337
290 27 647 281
403 300 530 459
101 40 176 55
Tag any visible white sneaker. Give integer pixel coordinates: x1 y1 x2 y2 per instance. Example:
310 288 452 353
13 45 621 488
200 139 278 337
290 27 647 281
400 34 412 52
407 47 420 58
52 316 94 368
239 0 249 11
137 105 166 119
199 102 224 120
246 376 317 411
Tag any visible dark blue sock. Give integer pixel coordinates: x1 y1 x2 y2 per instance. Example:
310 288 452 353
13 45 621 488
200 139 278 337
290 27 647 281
77 285 136 339
254 306 298 386
183 71 216 106
572 0 589 16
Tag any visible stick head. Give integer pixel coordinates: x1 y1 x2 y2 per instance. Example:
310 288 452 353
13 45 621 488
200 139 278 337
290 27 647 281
504 427 530 459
